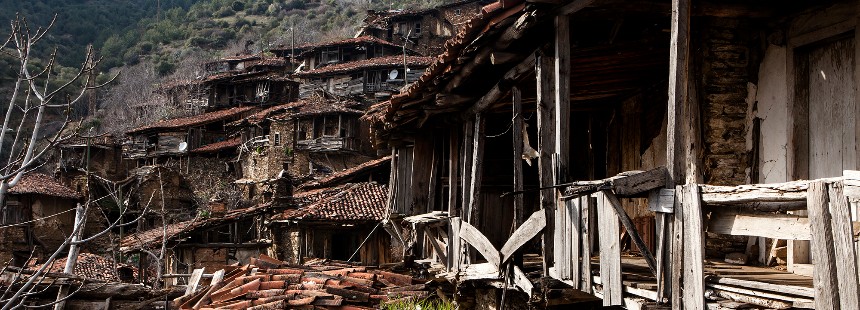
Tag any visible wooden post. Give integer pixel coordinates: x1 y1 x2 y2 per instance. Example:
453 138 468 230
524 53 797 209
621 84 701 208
537 52 556 277
460 119 475 264
597 192 622 306
681 184 705 310
512 87 525 268
448 129 460 270
554 15 570 186
807 181 840 309
468 114 485 227
671 186 685 310
826 182 860 309
666 0 690 305
581 196 594 293
603 191 657 276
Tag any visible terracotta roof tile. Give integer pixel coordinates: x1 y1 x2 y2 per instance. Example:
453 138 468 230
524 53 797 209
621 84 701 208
274 182 387 222
297 36 401 53
127 106 257 134
270 96 363 120
191 137 242 154
227 102 305 127
295 56 434 77
299 157 391 190
9 173 80 199
28 253 137 282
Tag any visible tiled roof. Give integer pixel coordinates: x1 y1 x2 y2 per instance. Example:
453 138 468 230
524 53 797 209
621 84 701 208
300 156 391 190
297 36 401 54
9 173 80 199
274 182 388 222
295 55 434 77
28 253 137 282
120 203 272 252
227 102 305 127
270 95 363 120
191 137 242 154
175 254 430 309
126 106 257 134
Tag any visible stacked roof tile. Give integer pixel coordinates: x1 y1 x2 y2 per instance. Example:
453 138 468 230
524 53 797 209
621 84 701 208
299 156 391 190
174 254 431 309
9 173 80 199
274 182 387 222
191 137 243 154
297 36 402 55
28 253 137 282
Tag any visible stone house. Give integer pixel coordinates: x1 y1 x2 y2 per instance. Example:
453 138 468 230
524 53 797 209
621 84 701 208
365 0 860 308
0 173 81 266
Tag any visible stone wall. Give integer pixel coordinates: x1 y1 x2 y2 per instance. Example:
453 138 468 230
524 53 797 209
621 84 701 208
699 18 756 186
271 224 302 264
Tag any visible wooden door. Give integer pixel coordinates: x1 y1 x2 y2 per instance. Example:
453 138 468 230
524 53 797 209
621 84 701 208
807 36 857 178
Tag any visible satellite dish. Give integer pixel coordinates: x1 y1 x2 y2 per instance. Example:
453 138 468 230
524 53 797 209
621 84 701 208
178 142 188 152
388 69 399 80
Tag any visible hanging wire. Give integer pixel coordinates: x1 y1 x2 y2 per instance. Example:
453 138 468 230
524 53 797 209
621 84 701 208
485 112 519 138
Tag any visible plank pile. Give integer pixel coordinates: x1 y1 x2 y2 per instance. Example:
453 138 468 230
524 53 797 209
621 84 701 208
173 255 431 309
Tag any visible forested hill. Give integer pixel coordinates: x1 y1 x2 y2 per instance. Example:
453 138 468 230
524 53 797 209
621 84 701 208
0 0 445 75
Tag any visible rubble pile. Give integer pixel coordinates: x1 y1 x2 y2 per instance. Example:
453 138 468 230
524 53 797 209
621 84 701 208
174 255 435 309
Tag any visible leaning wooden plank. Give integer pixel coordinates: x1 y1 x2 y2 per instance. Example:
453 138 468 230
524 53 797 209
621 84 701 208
603 191 657 276
424 226 448 266
682 185 705 310
706 212 811 240
597 192 622 306
185 268 205 295
459 221 501 269
807 181 840 309
827 182 860 309
705 276 814 298
512 265 534 297
450 217 462 272
612 166 668 196
709 288 793 309
500 210 546 264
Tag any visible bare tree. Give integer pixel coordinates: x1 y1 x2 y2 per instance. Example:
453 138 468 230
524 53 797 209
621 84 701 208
0 14 115 204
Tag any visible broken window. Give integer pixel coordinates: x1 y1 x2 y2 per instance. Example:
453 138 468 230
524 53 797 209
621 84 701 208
414 22 421 34
324 116 338 136
1 200 27 225
273 132 281 146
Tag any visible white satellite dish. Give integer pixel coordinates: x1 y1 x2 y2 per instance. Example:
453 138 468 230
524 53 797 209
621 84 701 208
178 142 188 152
388 69 399 80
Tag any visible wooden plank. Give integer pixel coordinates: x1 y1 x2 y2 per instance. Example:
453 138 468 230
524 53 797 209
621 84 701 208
461 119 474 219
706 276 814 298
670 186 684 310
424 227 448 265
706 212 811 240
450 217 462 272
603 191 657 276
536 52 556 277
512 265 534 297
412 133 435 215
210 269 225 285
185 268 204 295
459 221 501 269
512 86 525 269
682 184 705 310
655 212 669 302
613 166 669 196
581 196 594 293
570 197 582 288
558 0 596 15
500 210 546 264
666 0 690 186
700 181 811 204
554 15 570 187
827 182 860 309
597 192 622 306
807 181 840 309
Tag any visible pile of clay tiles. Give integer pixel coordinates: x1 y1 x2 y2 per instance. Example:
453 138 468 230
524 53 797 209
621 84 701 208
174 254 431 310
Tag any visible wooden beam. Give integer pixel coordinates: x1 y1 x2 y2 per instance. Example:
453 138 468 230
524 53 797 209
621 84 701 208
826 182 860 309
512 86 525 267
597 192 622 306
554 15 570 186
666 0 690 186
536 52 556 276
447 130 460 270
603 191 657 276
700 181 811 204
558 0 596 15
706 276 815 298
459 221 501 269
450 217 462 272
424 226 448 265
707 212 811 240
500 210 546 264
670 185 684 310
581 196 594 294
463 53 536 117
612 166 668 196
681 184 705 310
807 181 840 309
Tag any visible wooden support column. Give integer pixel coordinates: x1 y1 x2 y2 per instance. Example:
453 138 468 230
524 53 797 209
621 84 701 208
681 184 705 310
448 129 461 271
554 15 570 185
581 196 594 293
461 119 475 219
666 0 690 305
597 192 622 306
536 52 556 277
468 114 485 226
512 87 525 267
807 181 840 309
